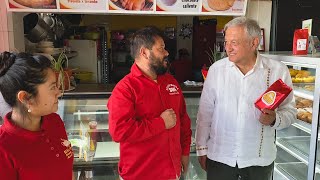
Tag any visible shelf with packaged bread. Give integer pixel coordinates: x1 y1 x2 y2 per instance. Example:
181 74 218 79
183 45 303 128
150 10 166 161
262 52 320 180
293 88 314 101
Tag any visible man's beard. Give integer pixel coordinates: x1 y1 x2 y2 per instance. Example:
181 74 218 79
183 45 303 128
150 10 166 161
149 52 168 75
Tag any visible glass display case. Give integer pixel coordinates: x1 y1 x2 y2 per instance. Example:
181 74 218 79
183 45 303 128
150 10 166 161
57 88 206 179
57 95 119 179
263 52 320 180
1 53 319 180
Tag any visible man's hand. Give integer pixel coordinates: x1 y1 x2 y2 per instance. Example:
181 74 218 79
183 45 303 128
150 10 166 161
198 155 207 171
259 109 276 126
161 108 176 129
181 155 189 176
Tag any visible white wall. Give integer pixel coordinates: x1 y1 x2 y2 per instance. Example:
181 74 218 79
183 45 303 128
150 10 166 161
0 5 25 53
246 0 272 51
0 0 9 52
176 16 193 58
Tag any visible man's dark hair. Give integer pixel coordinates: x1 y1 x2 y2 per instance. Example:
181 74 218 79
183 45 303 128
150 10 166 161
130 26 164 59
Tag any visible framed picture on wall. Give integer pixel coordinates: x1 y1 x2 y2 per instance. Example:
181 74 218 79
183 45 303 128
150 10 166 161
259 28 265 51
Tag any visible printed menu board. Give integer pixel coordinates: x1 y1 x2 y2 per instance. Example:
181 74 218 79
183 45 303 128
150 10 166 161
8 0 58 9
60 0 107 10
6 0 247 15
156 0 200 13
108 0 154 11
202 0 246 15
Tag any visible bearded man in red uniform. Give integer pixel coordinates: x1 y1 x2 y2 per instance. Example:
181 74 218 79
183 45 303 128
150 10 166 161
108 27 192 180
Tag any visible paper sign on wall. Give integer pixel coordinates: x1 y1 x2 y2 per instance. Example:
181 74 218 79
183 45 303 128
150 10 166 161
156 0 200 12
108 0 154 11
60 0 107 10
202 0 246 15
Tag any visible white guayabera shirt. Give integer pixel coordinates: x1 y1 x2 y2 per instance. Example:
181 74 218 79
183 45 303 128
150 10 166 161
196 54 297 168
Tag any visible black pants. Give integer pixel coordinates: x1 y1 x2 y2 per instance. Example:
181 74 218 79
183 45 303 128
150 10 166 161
206 158 274 180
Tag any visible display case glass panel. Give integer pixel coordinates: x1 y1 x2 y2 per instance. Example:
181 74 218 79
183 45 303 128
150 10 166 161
57 93 207 179
260 52 320 180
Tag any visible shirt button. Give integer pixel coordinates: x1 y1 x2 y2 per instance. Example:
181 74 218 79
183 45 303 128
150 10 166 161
56 154 59 157
51 147 54 150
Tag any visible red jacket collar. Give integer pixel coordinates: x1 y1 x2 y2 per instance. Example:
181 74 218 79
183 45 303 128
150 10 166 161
130 63 144 77
130 63 168 83
2 112 45 140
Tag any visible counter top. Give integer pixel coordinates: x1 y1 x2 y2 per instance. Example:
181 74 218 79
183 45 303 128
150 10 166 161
63 83 202 96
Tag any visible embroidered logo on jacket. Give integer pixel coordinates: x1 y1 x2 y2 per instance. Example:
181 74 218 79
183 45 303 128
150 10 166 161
166 84 179 95
61 138 73 159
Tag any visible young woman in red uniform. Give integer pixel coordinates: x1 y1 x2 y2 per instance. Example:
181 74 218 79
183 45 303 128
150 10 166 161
0 52 73 179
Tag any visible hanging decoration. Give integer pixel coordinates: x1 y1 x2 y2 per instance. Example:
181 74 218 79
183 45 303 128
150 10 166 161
179 24 192 39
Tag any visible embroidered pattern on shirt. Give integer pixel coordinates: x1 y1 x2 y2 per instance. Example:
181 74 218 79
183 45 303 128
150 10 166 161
166 84 179 95
61 138 73 159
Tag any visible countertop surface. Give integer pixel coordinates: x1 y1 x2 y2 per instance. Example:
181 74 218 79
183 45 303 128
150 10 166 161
63 83 202 96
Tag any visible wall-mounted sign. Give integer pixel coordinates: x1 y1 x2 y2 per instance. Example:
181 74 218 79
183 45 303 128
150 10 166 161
8 0 58 9
108 0 154 11
59 0 107 10
156 0 200 13
6 0 247 15
202 0 247 16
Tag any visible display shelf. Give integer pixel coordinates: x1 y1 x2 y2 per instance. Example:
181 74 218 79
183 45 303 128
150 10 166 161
276 137 310 166
292 120 320 140
275 162 320 180
94 142 120 160
292 120 312 134
275 162 310 180
276 137 320 174
65 121 109 132
73 164 119 180
274 166 291 180
293 89 314 101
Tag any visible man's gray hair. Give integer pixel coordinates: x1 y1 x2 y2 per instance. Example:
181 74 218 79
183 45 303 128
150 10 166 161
224 17 261 40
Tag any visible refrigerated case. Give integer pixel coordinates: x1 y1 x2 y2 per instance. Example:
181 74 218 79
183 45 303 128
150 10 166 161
262 52 320 180
55 85 206 179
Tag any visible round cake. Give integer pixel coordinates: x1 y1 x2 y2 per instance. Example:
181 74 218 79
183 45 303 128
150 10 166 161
207 0 235 11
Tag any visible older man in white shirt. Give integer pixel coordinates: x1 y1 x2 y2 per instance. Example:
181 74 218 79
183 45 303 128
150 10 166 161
196 17 296 180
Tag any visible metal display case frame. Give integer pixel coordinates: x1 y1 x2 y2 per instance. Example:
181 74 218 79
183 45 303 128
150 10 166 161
263 52 320 180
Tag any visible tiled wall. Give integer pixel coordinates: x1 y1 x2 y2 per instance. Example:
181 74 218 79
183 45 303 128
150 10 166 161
0 3 26 53
0 1 9 52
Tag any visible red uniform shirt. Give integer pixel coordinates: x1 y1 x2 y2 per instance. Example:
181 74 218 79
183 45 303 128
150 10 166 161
0 113 73 180
108 63 192 180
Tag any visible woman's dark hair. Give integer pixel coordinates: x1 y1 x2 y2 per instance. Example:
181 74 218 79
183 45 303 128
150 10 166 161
130 26 164 59
0 52 52 108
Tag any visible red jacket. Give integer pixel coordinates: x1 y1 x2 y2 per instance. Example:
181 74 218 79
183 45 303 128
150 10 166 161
108 63 192 180
0 113 73 180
